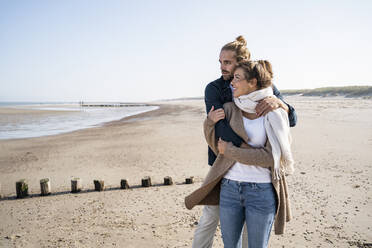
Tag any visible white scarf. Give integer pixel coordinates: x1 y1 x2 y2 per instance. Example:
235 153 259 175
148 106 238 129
234 87 294 180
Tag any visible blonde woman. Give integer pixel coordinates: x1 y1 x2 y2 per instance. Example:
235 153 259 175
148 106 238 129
185 60 293 248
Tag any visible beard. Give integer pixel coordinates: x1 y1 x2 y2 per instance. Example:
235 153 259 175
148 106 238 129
222 72 233 80
222 74 232 81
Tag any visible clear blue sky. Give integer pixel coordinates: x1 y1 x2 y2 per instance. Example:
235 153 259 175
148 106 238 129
0 0 371 102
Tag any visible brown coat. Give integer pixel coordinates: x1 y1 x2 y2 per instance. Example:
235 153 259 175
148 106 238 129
185 102 292 235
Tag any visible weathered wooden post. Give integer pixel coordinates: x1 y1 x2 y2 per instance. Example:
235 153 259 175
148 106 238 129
16 179 29 198
185 177 194 184
120 179 130 189
164 176 173 185
71 178 82 193
141 176 152 187
94 180 105 191
40 178 51 196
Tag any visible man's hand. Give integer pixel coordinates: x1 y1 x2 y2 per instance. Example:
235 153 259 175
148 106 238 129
208 106 225 124
255 96 289 116
218 138 228 154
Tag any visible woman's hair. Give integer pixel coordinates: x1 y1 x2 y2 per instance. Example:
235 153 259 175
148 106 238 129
237 60 273 89
221 36 251 62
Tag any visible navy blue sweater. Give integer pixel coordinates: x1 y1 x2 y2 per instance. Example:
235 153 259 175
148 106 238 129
205 76 297 166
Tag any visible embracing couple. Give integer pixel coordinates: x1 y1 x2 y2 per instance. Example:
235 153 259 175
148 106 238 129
185 36 297 248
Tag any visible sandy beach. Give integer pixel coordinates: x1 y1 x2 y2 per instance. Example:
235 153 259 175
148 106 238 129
0 97 371 247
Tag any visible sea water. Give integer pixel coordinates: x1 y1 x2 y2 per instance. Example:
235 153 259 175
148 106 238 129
0 102 159 140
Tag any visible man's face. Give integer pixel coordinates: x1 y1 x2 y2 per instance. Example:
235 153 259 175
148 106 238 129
219 50 237 81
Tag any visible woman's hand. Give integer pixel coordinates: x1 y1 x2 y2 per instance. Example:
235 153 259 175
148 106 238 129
218 138 228 154
208 106 225 124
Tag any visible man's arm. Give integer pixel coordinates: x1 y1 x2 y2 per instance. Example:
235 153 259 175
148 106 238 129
205 83 243 147
272 85 297 127
256 85 297 127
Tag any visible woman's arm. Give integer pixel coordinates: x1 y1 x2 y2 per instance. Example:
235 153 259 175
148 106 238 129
219 141 274 169
203 117 218 155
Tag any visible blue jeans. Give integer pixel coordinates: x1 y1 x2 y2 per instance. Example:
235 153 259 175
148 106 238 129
219 178 277 248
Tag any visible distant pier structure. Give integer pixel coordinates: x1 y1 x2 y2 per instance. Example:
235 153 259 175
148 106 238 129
79 101 150 107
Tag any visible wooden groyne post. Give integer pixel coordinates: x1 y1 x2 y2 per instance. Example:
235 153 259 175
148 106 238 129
71 178 82 193
141 176 152 187
94 180 105 191
40 178 51 196
16 179 29 198
120 179 130 189
164 176 173 185
185 177 194 184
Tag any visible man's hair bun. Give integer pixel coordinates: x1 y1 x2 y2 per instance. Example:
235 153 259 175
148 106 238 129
235 36 247 46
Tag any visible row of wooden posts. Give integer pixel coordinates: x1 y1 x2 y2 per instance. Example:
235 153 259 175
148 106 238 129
0 176 195 199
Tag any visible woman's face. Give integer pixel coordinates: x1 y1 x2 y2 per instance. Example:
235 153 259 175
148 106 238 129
231 67 257 98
